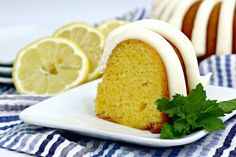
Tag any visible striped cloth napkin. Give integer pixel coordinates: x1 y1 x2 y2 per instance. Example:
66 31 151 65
1 55 236 157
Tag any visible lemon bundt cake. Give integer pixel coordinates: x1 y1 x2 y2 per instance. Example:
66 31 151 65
151 0 236 59
95 19 211 133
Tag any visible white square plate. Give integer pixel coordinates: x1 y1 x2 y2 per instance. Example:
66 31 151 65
20 79 236 147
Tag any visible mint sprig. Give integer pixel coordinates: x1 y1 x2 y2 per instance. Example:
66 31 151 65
219 99 236 113
155 84 236 139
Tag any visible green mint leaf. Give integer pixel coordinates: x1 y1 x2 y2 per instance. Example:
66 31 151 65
173 119 190 134
195 100 225 129
171 94 187 118
160 123 185 139
186 84 207 113
201 100 224 117
155 98 171 112
218 99 236 113
155 98 177 117
160 124 175 139
197 116 224 132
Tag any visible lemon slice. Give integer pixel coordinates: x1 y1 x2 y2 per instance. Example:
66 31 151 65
98 19 129 37
53 22 105 81
13 37 89 95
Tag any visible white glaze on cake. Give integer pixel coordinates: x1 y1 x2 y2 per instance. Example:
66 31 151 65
191 0 220 57
150 0 163 19
99 20 211 96
152 0 160 9
216 0 236 55
169 0 196 29
101 28 187 97
160 0 182 21
151 0 172 19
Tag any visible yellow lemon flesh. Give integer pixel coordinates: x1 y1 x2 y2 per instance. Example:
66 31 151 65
13 37 89 95
54 22 105 81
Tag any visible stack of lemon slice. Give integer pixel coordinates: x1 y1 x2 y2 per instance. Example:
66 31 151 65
13 20 128 95
54 22 105 81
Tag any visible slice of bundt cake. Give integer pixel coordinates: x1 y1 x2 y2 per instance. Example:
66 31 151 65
95 19 211 133
151 0 236 60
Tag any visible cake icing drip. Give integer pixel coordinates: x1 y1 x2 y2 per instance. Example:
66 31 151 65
169 0 196 29
150 0 164 19
160 0 181 21
216 0 236 55
191 0 220 57
151 0 171 19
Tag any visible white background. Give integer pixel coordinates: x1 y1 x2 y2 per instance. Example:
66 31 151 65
0 0 152 64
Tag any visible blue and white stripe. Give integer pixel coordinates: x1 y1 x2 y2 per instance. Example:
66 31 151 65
117 7 148 21
200 55 236 88
0 83 17 95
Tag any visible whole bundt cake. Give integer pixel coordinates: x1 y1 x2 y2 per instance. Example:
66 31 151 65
95 19 210 133
151 0 236 59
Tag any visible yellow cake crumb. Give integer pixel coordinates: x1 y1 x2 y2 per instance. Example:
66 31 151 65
95 39 169 133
